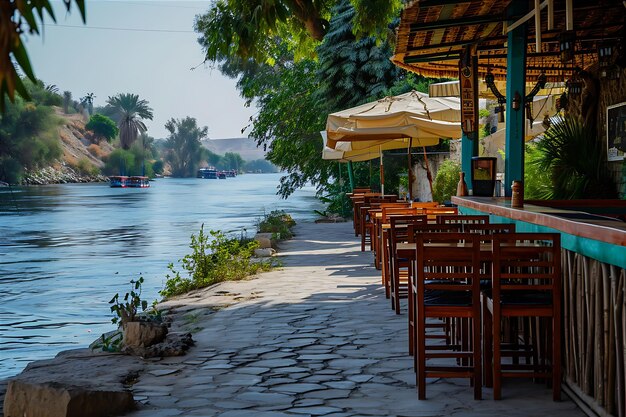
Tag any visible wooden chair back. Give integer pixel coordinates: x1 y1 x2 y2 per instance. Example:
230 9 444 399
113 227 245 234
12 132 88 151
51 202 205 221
436 214 489 225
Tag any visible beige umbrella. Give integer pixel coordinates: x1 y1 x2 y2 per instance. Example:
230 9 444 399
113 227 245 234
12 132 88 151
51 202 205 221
326 91 463 195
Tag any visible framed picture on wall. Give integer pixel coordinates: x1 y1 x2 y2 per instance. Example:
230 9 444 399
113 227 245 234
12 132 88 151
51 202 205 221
607 102 626 161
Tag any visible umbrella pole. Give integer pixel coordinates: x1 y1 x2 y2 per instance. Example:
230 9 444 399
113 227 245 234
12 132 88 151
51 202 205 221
347 161 355 191
408 138 413 200
422 147 434 200
379 146 384 195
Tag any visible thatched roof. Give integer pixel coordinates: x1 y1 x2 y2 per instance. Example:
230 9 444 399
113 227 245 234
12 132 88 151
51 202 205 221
392 0 625 81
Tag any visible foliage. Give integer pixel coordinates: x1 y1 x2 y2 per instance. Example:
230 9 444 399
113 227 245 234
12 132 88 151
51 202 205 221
524 143 552 200
432 159 461 204
194 0 399 65
105 93 154 150
257 210 296 240
152 159 164 175
62 91 72 114
73 157 99 176
160 225 273 298
109 277 149 326
534 116 617 199
23 79 61 106
316 0 400 111
221 152 245 171
80 93 95 115
0 96 62 183
86 114 118 143
103 146 155 177
92 332 123 353
0 1 86 108
244 159 277 173
164 116 208 177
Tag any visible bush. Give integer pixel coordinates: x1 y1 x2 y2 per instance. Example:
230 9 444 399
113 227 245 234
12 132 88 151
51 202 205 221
432 159 461 204
74 157 100 176
87 143 107 159
257 210 296 240
160 225 273 298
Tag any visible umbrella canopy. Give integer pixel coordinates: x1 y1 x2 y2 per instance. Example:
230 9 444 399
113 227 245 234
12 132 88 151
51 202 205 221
325 91 463 150
321 132 381 162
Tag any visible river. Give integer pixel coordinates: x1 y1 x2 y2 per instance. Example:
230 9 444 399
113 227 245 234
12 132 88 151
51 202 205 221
0 174 323 379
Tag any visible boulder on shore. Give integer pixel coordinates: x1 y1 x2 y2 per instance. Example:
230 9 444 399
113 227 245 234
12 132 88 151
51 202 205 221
2 349 142 417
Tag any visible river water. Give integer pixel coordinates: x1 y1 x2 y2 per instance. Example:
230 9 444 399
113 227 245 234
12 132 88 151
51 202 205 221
0 174 322 379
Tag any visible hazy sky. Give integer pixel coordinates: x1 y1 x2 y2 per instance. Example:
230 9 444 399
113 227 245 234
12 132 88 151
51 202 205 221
26 0 256 140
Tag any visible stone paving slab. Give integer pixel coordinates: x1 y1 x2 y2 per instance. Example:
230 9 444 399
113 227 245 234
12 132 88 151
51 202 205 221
127 221 585 417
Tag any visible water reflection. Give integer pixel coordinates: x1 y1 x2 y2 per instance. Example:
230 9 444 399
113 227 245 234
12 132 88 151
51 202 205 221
0 174 322 378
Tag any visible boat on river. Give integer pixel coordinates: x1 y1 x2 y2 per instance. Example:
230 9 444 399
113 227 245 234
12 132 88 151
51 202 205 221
109 176 150 188
197 168 218 179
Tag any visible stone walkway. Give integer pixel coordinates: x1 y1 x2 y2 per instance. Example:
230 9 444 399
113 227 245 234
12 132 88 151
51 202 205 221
128 221 584 417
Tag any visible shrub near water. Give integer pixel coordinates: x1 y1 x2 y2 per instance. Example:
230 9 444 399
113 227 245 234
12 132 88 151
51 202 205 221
257 210 296 240
160 225 273 298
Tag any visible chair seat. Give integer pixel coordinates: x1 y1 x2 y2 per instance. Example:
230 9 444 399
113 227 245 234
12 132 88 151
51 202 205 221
483 289 553 306
424 289 472 306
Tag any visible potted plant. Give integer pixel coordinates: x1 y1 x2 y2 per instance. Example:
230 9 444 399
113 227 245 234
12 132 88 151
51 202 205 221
109 277 167 350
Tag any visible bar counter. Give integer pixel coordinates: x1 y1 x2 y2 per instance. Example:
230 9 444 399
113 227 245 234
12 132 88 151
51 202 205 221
453 196 626 416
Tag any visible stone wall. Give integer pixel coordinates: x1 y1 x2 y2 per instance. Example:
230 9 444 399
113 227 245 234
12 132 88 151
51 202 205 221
411 152 449 202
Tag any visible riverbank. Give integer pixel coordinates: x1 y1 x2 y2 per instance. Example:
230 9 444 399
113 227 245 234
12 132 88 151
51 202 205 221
2 221 585 416
21 164 108 185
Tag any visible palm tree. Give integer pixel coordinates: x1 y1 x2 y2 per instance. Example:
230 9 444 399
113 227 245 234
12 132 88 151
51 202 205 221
62 91 72 113
80 92 95 115
106 93 154 150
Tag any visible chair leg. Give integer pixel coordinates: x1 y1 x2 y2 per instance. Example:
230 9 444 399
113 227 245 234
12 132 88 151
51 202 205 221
417 310 426 400
553 311 561 401
493 308 502 400
473 316 482 400
482 297 493 388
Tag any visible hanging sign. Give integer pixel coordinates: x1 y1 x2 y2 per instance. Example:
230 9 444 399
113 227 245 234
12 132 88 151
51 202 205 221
459 46 479 140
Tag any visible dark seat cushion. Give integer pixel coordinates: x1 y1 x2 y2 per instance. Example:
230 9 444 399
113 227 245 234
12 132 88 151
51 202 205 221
483 289 553 305
423 289 472 306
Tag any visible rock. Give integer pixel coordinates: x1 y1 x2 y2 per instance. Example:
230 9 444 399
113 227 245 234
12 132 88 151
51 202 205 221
130 332 195 358
123 321 168 349
3 380 134 417
254 233 273 249
2 349 142 417
254 248 276 257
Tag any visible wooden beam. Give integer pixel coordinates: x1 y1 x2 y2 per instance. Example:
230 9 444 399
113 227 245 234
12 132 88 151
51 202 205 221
416 0 471 6
409 15 506 32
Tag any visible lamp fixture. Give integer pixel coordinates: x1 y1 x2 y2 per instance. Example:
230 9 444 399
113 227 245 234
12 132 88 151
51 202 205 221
559 30 576 63
512 92 521 111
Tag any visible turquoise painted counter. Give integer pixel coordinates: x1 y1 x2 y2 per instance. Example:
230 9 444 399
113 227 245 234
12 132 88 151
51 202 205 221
451 196 626 269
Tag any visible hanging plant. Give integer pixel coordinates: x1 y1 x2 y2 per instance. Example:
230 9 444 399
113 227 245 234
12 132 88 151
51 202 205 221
534 116 617 199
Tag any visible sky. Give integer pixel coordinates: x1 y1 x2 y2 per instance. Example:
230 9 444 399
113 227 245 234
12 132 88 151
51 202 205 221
26 0 256 140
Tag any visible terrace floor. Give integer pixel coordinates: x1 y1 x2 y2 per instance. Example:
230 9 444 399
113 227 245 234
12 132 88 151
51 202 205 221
127 221 584 417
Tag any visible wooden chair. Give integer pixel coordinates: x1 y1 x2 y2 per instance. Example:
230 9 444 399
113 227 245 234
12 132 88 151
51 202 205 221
406 223 463 355
423 206 458 222
483 233 561 401
436 214 490 225
386 214 427 310
414 232 482 400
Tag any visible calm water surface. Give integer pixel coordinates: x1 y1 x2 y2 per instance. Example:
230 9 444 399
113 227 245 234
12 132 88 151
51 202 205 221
0 174 322 379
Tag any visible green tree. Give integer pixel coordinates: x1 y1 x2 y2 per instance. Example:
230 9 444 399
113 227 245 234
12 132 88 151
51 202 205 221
86 114 118 143
0 95 62 183
81 93 95 115
205 149 222 168
106 93 154 150
194 0 400 64
0 1 86 108
221 152 245 171
63 91 72 114
164 117 209 177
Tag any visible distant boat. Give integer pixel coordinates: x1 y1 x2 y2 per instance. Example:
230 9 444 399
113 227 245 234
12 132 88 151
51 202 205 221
109 176 150 188
0 181 9 187
127 176 150 188
109 176 128 187
197 168 218 179
226 170 237 178
218 171 227 179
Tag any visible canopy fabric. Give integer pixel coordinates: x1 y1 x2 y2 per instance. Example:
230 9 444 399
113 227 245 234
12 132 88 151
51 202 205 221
326 91 463 149
321 132 381 162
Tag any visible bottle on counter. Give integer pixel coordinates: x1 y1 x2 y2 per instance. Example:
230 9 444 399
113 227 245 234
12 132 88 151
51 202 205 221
456 172 469 197
511 180 524 208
